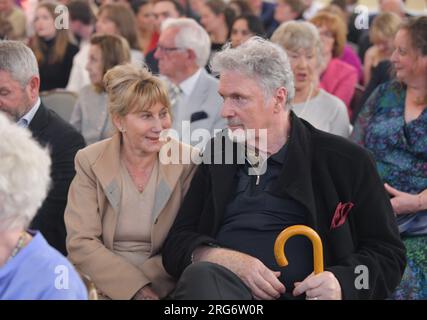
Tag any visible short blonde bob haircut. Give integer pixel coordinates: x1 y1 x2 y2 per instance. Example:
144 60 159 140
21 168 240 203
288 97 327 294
103 63 171 119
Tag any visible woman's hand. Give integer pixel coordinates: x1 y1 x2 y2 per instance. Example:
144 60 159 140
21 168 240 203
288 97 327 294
384 183 424 215
293 271 342 300
133 285 159 300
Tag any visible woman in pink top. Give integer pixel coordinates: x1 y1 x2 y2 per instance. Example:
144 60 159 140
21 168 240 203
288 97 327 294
310 12 358 116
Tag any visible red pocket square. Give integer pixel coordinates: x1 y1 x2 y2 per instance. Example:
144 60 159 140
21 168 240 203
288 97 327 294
330 202 354 230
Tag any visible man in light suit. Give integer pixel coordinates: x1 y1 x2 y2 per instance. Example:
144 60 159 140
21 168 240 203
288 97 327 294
154 17 226 147
0 40 85 255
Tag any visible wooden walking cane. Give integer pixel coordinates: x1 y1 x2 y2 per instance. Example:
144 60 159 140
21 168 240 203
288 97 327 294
274 225 324 274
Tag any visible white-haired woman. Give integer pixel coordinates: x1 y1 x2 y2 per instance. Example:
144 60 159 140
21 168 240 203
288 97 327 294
0 113 87 300
65 63 198 300
271 20 350 137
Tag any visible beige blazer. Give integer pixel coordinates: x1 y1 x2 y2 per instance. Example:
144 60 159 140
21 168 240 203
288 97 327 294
64 133 198 299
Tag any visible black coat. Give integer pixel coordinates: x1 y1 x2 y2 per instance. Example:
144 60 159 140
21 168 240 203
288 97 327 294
163 113 406 299
38 39 79 91
29 103 85 254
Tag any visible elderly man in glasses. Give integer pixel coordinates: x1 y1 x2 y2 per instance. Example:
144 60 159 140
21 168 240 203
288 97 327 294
154 17 225 147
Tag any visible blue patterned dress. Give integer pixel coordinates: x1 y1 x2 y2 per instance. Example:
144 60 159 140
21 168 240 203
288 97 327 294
351 80 427 300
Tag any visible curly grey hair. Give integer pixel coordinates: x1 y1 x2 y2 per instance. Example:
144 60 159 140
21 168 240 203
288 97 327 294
211 36 295 106
0 40 39 87
0 113 51 232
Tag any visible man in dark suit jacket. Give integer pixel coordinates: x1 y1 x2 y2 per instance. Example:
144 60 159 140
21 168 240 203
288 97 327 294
0 40 85 255
162 37 406 300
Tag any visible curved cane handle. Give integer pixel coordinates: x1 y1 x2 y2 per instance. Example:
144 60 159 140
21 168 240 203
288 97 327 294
274 225 324 274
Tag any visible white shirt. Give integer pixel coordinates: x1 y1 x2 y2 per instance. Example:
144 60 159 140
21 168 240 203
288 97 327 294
292 89 350 138
179 68 203 98
17 98 41 128
66 42 90 93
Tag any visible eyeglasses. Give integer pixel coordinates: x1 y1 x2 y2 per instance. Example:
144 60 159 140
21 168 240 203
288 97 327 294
319 31 334 39
156 45 186 54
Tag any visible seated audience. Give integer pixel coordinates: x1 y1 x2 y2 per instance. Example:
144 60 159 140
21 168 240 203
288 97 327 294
356 0 408 64
162 37 405 300
227 0 253 17
0 15 13 39
363 12 401 86
351 16 427 300
0 0 26 40
302 0 323 20
146 0 185 74
67 0 95 46
65 63 198 300
230 14 265 48
274 0 305 25
0 113 87 300
131 0 158 55
96 3 144 66
0 40 85 255
247 0 278 36
200 0 235 54
272 21 350 137
70 34 131 145
154 17 225 145
29 1 79 91
310 11 358 115
319 4 363 84
65 0 96 93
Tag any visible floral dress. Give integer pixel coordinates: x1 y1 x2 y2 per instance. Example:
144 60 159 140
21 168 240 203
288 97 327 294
351 80 427 300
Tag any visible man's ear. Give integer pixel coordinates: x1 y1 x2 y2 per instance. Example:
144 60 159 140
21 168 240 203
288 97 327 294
273 87 288 112
187 49 197 62
27 76 40 100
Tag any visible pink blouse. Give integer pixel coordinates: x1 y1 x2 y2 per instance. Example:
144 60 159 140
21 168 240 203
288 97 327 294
320 58 358 116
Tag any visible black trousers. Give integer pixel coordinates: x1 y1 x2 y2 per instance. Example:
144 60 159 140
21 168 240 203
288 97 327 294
171 262 253 300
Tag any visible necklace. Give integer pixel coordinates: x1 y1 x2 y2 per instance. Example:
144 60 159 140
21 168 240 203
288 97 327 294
7 231 27 262
123 159 154 193
293 82 315 119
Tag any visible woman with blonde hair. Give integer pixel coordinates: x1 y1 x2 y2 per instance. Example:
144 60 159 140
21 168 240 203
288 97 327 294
70 34 131 145
364 12 402 85
29 1 79 91
96 3 144 66
65 63 198 300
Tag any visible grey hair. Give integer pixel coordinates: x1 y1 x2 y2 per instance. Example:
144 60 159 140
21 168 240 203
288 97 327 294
211 36 295 105
0 40 39 87
271 20 324 69
0 113 51 232
162 17 211 68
